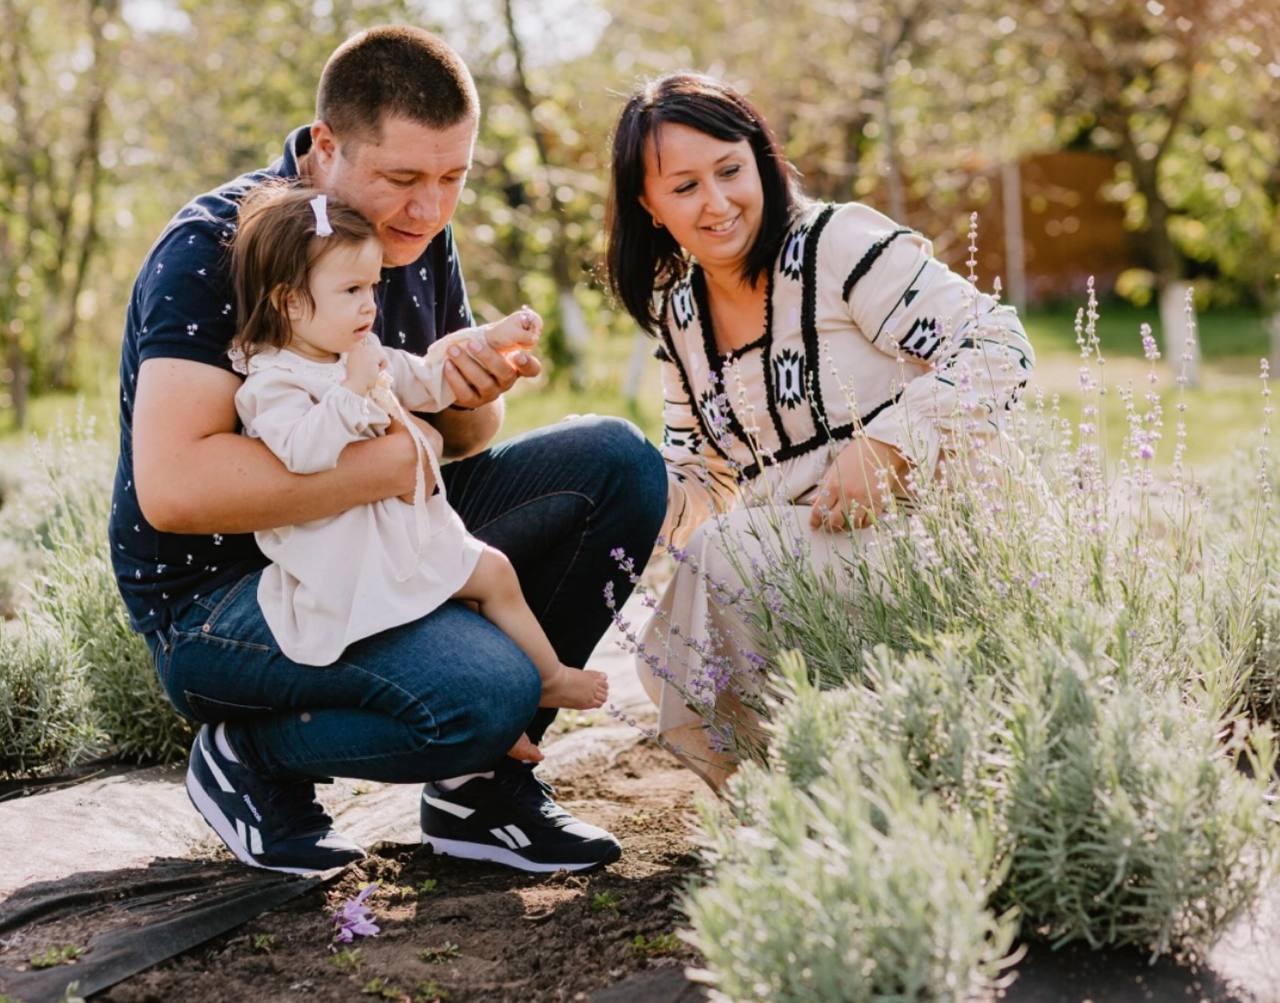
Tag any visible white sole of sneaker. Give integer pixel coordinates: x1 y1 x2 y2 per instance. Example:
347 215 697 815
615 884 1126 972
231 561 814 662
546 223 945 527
421 834 611 873
185 764 321 876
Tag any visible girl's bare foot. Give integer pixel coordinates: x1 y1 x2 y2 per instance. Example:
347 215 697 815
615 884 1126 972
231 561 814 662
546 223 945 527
507 732 544 763
484 305 541 354
540 665 608 709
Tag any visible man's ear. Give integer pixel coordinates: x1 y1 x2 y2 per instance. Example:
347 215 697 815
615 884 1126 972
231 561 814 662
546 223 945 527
310 121 338 174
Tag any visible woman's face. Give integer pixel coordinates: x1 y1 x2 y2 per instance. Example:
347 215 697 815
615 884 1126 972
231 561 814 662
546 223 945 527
639 122 763 277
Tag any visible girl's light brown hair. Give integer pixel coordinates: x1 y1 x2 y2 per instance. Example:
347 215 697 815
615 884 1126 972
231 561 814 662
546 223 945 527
230 182 378 361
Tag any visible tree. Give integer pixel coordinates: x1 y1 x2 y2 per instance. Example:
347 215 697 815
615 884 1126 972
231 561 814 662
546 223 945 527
0 0 123 425
1156 5 1280 361
1011 0 1266 383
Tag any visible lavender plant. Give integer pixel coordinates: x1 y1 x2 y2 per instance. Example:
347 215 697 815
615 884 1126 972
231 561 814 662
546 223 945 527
686 740 1018 1003
631 282 1280 973
0 419 192 773
0 616 103 776
995 627 1276 957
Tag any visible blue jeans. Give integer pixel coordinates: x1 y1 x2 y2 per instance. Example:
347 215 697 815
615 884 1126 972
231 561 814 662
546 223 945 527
147 416 667 783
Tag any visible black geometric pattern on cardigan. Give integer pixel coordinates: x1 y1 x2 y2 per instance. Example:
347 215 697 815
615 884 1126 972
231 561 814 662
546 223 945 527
780 223 810 280
737 391 904 482
935 336 1031 412
799 205 838 434
900 316 943 360
662 423 701 450
698 387 732 440
671 280 696 331
657 309 731 465
689 267 754 452
772 348 805 408
841 227 913 302
653 342 673 362
724 267 775 363
756 266 793 451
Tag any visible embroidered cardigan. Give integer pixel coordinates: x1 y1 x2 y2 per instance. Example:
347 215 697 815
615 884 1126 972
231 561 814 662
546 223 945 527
656 201 1035 548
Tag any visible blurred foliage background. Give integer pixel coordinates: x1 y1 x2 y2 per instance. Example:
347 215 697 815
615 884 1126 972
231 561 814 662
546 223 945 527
0 0 1277 437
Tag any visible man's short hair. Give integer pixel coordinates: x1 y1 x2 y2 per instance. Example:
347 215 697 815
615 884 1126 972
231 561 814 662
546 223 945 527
317 26 479 145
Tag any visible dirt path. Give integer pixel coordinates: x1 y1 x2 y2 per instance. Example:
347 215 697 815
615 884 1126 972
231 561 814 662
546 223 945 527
89 741 706 1003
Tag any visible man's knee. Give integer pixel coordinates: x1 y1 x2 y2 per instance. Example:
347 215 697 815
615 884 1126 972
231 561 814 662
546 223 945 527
571 415 666 523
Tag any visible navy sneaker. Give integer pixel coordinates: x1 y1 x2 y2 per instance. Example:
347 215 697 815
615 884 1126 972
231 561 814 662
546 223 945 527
420 761 622 873
185 724 365 874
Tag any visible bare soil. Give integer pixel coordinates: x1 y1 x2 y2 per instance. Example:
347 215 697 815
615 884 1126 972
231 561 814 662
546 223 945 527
96 741 706 1003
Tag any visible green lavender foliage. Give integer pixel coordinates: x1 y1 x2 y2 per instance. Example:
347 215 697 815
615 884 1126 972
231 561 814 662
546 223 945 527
0 615 103 775
0 420 192 775
687 746 1018 1003
996 637 1276 956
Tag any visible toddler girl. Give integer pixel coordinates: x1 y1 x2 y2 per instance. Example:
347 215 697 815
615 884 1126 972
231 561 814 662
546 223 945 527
227 183 606 761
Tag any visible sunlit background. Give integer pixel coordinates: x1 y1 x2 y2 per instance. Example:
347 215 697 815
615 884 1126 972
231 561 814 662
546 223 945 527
1 0 1277 463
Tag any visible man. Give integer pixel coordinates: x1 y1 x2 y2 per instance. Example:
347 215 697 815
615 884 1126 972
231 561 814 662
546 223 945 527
110 25 667 874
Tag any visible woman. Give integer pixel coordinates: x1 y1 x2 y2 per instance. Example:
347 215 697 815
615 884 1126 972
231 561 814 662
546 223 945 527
605 73 1035 789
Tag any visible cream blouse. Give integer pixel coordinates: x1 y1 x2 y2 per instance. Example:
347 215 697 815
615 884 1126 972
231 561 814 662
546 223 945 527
231 334 485 666
656 201 1035 548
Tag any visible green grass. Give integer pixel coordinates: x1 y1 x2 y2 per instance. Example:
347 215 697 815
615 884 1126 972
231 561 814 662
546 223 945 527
499 330 663 443
1024 301 1269 361
0 390 116 442
1030 380 1269 473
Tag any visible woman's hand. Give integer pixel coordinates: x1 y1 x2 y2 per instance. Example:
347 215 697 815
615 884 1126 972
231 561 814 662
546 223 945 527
809 437 911 532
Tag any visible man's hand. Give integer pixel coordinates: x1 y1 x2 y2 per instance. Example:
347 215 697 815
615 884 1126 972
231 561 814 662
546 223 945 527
443 334 541 409
809 436 911 533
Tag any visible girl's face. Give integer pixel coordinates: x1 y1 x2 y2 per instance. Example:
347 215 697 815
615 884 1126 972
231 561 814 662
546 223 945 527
639 122 763 279
285 237 383 361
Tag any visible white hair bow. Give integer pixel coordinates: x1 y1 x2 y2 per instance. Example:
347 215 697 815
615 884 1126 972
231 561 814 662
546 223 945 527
309 194 333 237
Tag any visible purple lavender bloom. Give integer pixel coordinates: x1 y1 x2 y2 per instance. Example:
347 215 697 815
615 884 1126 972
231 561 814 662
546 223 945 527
333 883 380 944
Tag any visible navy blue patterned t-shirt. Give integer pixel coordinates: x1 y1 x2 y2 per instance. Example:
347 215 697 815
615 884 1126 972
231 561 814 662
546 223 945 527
109 126 474 633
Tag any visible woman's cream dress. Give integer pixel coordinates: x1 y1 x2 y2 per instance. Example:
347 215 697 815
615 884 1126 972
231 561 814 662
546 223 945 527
639 201 1036 735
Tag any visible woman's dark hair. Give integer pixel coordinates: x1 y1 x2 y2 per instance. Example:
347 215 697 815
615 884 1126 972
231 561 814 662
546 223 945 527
605 73 800 334
230 181 378 361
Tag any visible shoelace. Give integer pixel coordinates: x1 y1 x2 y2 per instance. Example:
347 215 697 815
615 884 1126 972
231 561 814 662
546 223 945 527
262 780 332 837
496 767 567 821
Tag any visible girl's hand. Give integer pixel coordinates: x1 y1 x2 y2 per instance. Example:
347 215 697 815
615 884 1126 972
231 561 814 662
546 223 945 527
809 437 911 532
343 341 387 395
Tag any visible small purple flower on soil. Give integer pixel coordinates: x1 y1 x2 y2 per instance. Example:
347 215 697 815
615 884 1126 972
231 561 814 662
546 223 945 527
333 883 380 944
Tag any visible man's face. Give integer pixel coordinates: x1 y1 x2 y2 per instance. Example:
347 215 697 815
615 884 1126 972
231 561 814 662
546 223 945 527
310 114 476 268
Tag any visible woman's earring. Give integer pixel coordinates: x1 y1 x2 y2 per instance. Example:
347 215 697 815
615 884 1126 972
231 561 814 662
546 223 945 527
652 216 664 229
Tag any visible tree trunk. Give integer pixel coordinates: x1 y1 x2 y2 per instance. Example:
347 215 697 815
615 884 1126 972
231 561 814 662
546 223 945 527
623 330 650 406
501 0 587 389
876 42 907 225
1001 160 1027 313
48 0 117 389
6 336 28 431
